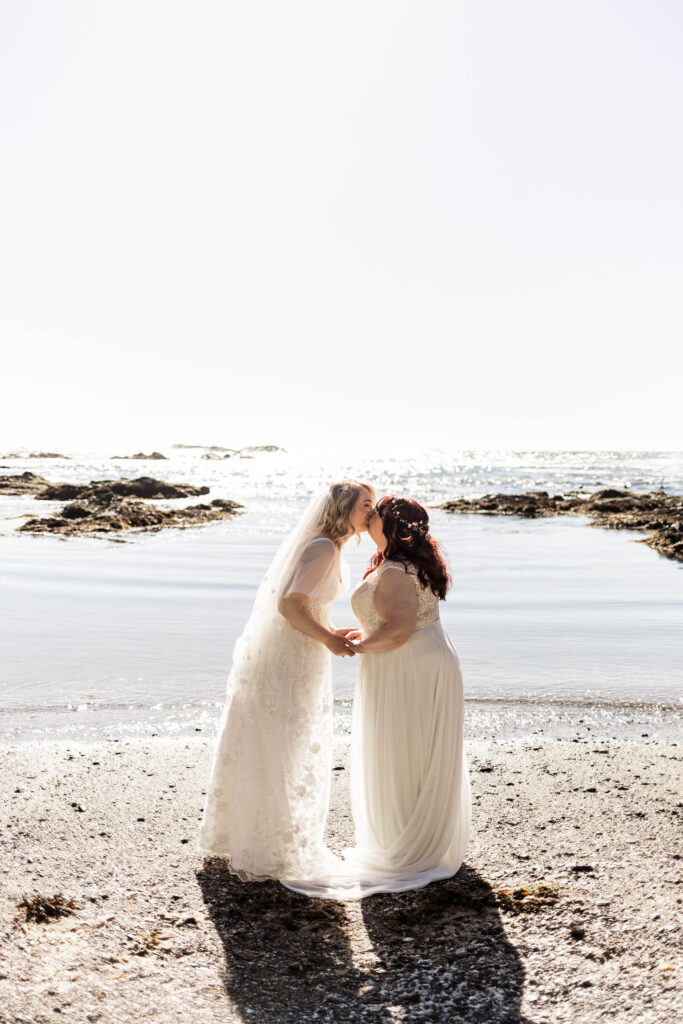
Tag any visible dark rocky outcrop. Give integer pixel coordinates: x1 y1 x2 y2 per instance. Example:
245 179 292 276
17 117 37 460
36 477 209 502
0 472 52 495
110 452 168 460
440 489 683 563
20 495 243 537
2 474 243 537
1 451 69 459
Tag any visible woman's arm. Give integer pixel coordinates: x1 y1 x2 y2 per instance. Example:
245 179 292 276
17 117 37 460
278 537 355 656
279 592 355 656
353 568 417 654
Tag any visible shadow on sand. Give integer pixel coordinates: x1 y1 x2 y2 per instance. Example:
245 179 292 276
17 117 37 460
198 860 536 1023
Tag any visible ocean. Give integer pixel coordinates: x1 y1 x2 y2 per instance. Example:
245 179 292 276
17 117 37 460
1 447 681 744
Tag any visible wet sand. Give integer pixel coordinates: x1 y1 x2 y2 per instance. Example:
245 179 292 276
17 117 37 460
1 734 680 1023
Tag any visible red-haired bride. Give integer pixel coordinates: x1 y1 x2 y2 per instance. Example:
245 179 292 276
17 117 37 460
285 495 471 898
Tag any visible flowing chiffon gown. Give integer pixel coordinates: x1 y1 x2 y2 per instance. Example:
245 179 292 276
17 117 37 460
198 536 348 881
283 559 471 899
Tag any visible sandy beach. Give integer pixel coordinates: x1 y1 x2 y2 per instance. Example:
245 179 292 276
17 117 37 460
1 734 680 1024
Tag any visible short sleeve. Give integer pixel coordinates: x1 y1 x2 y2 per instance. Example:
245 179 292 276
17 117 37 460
284 538 337 600
380 559 417 576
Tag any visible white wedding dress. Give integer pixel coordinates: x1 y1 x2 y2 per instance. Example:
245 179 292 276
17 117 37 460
197 509 349 880
284 559 471 899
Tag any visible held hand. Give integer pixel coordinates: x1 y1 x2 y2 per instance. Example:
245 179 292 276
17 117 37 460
334 627 363 643
326 632 356 657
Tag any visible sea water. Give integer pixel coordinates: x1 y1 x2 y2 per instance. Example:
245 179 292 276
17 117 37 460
1 448 681 742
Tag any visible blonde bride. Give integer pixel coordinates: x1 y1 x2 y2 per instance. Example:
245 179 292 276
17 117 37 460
197 480 374 882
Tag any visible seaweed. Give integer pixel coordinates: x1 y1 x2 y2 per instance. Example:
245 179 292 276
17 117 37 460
493 883 559 915
18 894 78 924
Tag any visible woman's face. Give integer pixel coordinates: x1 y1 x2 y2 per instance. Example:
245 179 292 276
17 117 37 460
367 504 387 550
348 487 375 535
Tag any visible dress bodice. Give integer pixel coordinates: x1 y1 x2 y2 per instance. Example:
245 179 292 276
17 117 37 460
351 560 440 635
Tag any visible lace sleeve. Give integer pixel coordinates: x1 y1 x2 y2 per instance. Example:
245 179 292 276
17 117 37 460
283 537 337 600
379 559 417 576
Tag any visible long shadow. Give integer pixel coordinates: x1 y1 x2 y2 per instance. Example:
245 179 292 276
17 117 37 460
199 860 537 1023
197 859 363 1023
360 864 537 1024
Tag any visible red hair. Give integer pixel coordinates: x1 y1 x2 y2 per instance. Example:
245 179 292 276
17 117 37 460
365 495 451 600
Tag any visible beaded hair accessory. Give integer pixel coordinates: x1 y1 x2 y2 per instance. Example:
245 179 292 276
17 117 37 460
382 499 429 537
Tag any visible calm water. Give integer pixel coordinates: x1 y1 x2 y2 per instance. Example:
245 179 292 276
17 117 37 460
1 448 681 743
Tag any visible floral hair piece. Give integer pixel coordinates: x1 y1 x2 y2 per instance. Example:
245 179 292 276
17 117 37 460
381 498 429 536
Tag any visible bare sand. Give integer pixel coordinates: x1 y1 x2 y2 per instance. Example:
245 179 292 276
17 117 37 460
0 735 681 1024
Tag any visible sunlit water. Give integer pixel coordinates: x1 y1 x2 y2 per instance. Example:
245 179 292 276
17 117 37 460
1 448 681 743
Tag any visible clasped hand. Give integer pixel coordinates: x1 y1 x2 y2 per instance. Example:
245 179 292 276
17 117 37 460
329 627 363 657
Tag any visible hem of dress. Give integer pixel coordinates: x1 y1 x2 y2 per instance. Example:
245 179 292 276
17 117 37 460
281 859 465 901
195 843 280 884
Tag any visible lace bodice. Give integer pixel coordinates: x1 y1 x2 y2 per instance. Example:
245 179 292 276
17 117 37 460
351 560 440 635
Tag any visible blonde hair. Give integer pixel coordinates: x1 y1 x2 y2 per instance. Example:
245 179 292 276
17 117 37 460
319 480 375 545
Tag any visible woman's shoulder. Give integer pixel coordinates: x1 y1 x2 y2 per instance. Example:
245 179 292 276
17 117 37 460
296 535 337 567
380 558 418 576
303 534 337 555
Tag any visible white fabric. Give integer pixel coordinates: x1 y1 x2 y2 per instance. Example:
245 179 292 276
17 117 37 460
284 536 339 600
283 563 471 899
351 559 440 631
197 493 349 880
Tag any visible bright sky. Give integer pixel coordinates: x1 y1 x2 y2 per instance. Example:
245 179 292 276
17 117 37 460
1 0 681 453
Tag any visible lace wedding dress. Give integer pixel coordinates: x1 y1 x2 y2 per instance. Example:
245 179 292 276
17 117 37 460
197 497 349 881
284 559 471 898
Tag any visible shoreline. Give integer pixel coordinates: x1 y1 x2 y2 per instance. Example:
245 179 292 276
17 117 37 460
1 694 681 748
1 734 680 1023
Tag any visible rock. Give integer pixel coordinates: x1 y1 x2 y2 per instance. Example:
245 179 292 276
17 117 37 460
440 490 683 564
238 445 285 454
201 445 286 460
173 443 285 458
20 493 244 537
61 504 91 520
36 476 209 502
11 475 243 537
33 482 83 500
110 452 168 460
590 488 631 500
440 492 560 518
1 451 69 459
0 472 52 495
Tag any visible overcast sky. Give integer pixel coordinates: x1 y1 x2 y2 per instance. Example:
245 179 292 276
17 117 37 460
1 0 681 453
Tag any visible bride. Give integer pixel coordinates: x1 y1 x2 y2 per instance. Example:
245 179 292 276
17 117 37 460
197 480 375 881
284 495 471 898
